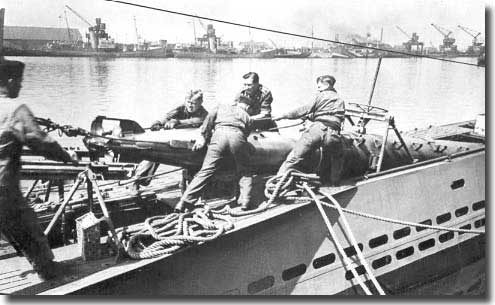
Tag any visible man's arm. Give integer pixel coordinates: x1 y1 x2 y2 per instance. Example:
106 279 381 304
150 105 183 130
191 107 217 151
13 104 74 163
199 107 218 140
251 89 273 119
274 102 314 121
177 108 209 128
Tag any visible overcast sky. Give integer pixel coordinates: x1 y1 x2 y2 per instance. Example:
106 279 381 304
1 0 488 49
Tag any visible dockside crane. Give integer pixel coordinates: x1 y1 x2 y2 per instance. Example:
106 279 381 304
396 26 423 54
65 5 114 50
430 23 457 54
457 25 484 54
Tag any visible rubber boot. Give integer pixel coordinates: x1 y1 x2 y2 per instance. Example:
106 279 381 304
238 175 253 210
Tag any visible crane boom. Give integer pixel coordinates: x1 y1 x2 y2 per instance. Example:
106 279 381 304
457 25 481 39
63 10 72 41
195 14 207 31
396 26 409 38
431 23 451 37
65 5 92 27
268 38 277 49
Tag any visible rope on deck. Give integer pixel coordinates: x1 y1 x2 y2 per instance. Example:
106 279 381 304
120 209 233 259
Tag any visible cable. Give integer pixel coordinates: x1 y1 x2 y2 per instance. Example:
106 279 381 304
104 0 483 68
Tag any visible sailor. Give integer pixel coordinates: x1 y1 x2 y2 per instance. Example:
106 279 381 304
133 89 208 190
273 75 345 184
175 93 255 212
0 60 78 280
239 72 276 128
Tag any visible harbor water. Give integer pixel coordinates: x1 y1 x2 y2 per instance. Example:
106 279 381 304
12 56 484 134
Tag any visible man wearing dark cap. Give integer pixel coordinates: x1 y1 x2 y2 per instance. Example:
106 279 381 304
240 72 273 120
175 94 255 212
133 89 208 190
273 75 345 184
0 60 77 280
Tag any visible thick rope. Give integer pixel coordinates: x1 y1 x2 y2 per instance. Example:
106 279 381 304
317 190 484 235
303 183 373 295
120 208 234 259
312 185 385 295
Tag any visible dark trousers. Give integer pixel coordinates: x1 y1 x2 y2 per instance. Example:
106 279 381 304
0 191 54 272
180 127 253 207
278 122 344 184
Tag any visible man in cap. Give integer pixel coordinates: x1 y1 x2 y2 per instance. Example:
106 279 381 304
133 89 208 190
273 75 345 184
175 93 255 212
0 59 78 280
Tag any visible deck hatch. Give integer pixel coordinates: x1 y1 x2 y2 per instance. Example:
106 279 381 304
474 218 485 228
372 255 392 270
418 238 435 251
282 264 307 281
345 265 366 280
439 231 454 242
455 207 469 217
458 224 471 235
343 243 364 257
247 276 275 294
369 234 388 248
393 227 411 239
396 246 414 260
313 253 336 269
436 213 451 224
472 201 485 211
450 179 465 189
416 219 432 232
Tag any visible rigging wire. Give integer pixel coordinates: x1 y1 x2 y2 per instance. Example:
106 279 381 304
104 0 483 68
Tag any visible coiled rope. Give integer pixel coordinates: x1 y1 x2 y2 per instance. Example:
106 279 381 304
119 208 233 259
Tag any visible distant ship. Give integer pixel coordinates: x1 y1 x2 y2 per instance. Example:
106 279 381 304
3 45 174 58
172 45 276 59
273 48 311 58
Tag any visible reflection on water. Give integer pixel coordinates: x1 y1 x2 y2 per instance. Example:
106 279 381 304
13 56 484 132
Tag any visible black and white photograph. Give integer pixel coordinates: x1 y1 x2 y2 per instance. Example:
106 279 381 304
0 0 487 297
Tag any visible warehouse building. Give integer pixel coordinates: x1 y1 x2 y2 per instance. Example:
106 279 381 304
3 26 83 50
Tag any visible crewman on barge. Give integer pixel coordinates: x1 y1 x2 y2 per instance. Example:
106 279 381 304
133 89 208 191
0 59 78 280
273 75 345 185
175 93 255 212
238 72 277 130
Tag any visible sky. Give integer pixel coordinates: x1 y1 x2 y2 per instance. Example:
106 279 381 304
0 0 488 50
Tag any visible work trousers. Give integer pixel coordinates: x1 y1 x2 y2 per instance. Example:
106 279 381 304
278 121 344 184
180 127 253 208
0 191 54 272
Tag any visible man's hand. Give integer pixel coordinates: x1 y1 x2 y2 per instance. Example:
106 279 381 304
64 150 80 165
192 135 206 151
150 121 163 131
163 119 179 129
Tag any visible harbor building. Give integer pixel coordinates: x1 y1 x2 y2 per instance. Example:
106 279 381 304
3 26 83 50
